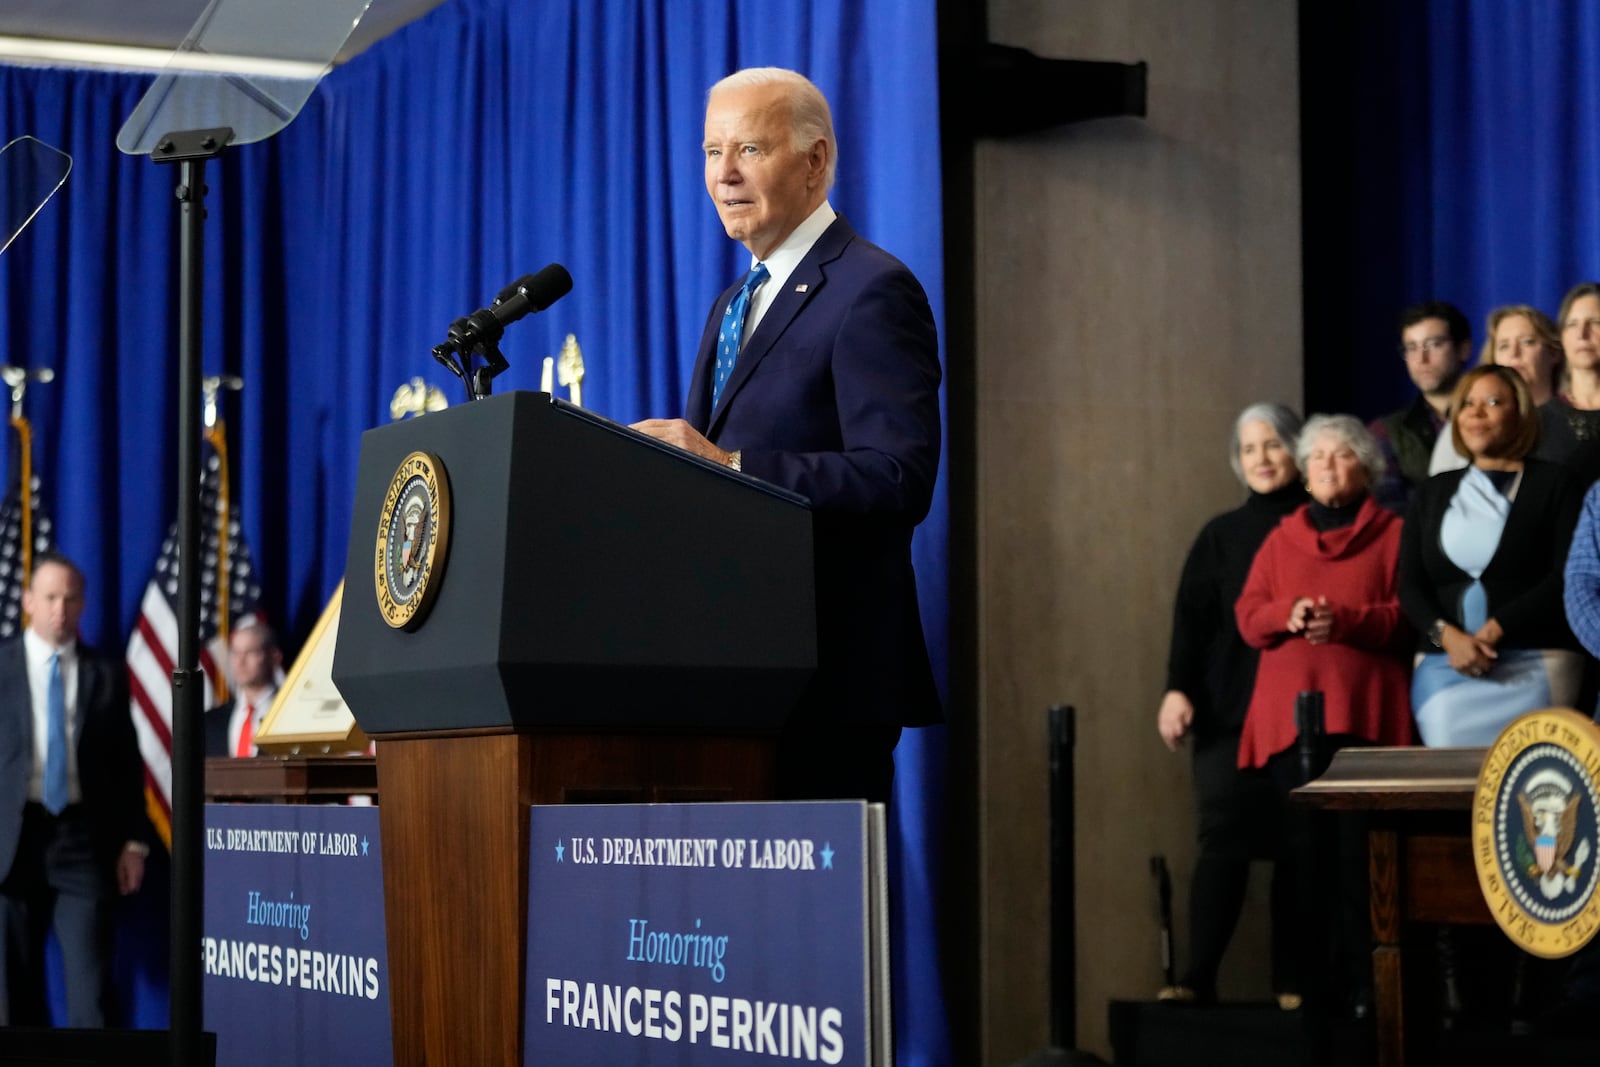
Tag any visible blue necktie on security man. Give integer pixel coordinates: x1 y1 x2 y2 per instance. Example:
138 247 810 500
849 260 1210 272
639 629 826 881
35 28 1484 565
42 650 68 814
711 262 769 410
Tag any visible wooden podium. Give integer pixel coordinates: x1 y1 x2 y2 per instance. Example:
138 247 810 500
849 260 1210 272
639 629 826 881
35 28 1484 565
332 392 816 1066
1295 745 1490 1067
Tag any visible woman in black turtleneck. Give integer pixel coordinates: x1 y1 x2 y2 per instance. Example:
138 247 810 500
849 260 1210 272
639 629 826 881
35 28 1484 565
1155 402 1306 1008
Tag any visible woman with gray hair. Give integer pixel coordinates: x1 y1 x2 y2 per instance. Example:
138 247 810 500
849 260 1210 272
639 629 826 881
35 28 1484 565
1234 413 1415 1016
1235 414 1411 758
1155 402 1305 1007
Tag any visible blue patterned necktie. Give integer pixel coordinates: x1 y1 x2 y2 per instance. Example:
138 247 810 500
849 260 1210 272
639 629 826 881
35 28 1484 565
42 651 68 814
711 262 769 410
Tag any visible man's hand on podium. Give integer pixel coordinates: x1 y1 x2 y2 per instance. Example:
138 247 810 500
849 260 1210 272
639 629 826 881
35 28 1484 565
630 418 735 468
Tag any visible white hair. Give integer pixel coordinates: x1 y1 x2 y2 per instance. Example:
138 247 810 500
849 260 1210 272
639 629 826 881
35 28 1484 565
710 67 837 191
1296 413 1387 487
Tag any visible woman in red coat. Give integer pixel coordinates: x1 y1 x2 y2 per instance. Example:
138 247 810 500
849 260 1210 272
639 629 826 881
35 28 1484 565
1236 416 1415 766
1234 412 1415 1018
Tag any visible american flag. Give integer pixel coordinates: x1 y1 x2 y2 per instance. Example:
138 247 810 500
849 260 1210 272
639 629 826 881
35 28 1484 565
0 478 55 638
128 435 262 847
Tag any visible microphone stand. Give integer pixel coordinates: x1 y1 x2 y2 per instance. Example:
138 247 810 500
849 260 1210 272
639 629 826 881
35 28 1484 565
432 323 508 402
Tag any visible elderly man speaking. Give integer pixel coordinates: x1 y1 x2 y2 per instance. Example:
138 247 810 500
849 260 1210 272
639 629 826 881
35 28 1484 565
632 68 942 804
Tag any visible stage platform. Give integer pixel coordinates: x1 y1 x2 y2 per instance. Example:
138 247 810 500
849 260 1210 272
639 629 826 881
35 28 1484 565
1107 997 1600 1066
1109 1000 1337 1067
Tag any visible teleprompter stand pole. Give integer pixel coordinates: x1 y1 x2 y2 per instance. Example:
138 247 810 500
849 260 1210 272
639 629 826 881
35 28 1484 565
153 125 232 1067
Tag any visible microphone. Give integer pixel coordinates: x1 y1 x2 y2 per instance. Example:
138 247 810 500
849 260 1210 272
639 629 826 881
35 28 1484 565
494 263 573 318
448 264 573 350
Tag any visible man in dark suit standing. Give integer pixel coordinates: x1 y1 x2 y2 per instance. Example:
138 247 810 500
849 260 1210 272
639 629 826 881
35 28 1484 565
0 553 146 1026
632 68 942 803
203 621 282 757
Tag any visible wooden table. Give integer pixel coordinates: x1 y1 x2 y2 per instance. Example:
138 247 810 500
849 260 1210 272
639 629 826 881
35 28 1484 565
1293 746 1490 1067
204 755 378 802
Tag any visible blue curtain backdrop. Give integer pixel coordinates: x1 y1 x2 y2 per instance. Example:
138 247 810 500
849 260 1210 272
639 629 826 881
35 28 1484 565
0 1 951 1061
1309 0 1600 419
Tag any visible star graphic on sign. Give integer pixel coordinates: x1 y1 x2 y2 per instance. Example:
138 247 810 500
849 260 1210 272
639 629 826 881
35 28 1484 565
820 842 834 870
555 841 565 862
360 837 370 856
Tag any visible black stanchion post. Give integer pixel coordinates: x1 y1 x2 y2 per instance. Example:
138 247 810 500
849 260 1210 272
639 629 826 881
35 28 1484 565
1294 690 1326 785
1048 704 1077 1049
1151 856 1176 989
1008 706 1108 1066
1292 688 1337 1064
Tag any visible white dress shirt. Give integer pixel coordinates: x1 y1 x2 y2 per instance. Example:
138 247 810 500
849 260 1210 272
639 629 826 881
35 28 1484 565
742 200 837 341
229 686 277 757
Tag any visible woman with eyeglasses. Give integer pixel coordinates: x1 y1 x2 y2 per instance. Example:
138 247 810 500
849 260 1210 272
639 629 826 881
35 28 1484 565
1401 364 1585 746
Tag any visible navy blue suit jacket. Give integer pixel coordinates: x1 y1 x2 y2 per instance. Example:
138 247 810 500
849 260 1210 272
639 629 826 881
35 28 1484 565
685 216 942 727
0 637 143 883
203 698 237 758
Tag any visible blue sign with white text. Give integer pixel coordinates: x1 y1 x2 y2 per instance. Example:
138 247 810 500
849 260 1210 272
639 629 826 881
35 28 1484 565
524 801 871 1066
202 804 393 1067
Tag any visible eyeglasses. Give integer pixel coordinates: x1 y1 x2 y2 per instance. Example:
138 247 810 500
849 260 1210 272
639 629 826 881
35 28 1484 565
1400 336 1453 357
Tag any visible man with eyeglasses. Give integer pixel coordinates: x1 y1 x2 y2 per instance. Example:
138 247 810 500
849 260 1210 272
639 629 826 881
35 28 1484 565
1368 301 1472 510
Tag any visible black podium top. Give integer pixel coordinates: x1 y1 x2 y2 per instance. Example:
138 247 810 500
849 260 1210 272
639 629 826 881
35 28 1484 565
333 392 816 735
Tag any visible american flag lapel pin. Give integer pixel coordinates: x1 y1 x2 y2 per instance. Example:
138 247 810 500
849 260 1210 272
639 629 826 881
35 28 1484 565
795 283 808 293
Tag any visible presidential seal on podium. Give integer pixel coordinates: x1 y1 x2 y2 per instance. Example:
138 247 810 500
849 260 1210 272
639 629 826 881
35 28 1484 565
1474 708 1600 958
373 450 451 630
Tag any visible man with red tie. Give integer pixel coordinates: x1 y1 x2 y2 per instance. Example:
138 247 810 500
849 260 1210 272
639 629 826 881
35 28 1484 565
203 622 282 758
